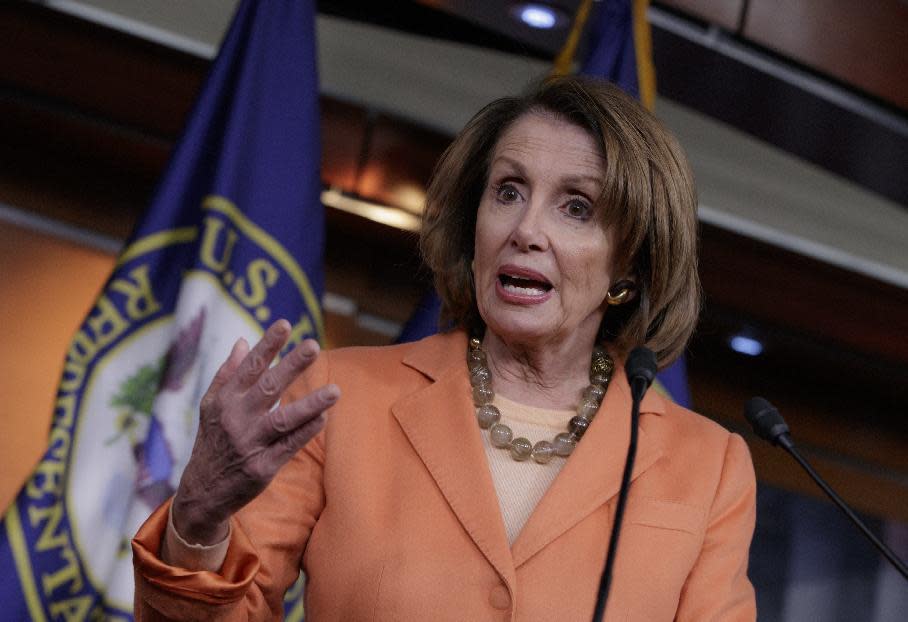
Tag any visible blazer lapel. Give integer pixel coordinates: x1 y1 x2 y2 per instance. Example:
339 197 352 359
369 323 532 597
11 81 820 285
391 332 516 587
511 374 666 568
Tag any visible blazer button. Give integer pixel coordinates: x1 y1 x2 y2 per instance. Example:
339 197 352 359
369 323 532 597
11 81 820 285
489 585 511 610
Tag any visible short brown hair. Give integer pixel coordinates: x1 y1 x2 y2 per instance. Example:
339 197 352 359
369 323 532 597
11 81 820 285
420 75 700 366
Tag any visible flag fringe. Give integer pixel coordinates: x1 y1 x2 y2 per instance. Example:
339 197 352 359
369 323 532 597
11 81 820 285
552 0 595 76
633 0 657 110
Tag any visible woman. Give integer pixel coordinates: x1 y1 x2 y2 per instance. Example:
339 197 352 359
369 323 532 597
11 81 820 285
133 76 756 620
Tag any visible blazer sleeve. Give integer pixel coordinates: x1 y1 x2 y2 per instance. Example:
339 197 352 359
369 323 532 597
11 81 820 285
675 433 757 622
131 351 331 621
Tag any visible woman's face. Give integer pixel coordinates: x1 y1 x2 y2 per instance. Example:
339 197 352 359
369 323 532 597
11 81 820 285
473 112 619 351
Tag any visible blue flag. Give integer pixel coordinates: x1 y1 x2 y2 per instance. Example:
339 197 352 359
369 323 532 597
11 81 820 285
395 290 444 344
0 1 322 619
581 0 642 99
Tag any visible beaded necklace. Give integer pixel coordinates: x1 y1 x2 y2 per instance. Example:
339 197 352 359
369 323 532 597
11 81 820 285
468 337 614 463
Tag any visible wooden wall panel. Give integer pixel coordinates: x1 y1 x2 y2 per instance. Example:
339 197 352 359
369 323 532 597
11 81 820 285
688 346 908 523
699 225 908 367
0 224 115 512
657 0 745 31
744 0 908 110
354 114 451 213
321 99 369 192
0 2 205 138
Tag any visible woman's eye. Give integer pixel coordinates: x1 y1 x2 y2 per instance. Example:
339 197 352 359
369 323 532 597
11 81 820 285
565 199 592 220
495 184 521 203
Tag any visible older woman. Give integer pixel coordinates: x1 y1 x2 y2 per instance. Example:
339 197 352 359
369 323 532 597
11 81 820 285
133 76 756 620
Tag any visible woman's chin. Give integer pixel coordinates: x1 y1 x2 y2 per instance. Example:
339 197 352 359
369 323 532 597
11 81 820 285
484 318 556 349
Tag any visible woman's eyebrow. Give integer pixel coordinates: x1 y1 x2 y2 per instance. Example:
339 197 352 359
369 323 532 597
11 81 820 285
489 155 527 175
490 156 603 191
560 174 603 188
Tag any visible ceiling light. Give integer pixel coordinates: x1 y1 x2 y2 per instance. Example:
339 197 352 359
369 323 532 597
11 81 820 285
729 335 764 357
513 3 561 29
321 188 421 232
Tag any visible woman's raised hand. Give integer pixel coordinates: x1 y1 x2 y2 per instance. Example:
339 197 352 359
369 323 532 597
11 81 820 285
171 319 339 545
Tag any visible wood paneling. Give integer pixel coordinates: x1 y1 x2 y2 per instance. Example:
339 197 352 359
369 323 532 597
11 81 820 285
688 339 908 522
700 225 908 367
652 24 908 207
354 114 451 212
744 0 908 110
657 0 745 31
0 2 205 138
321 99 369 192
0 224 115 512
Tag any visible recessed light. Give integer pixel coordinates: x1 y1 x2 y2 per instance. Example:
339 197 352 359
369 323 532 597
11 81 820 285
512 3 564 30
729 335 764 357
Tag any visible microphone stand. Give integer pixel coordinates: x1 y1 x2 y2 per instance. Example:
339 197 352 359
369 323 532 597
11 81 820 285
591 347 657 621
592 378 643 621
774 433 908 580
745 397 908 581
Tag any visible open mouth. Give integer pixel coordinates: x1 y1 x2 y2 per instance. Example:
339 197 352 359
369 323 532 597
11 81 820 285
498 272 553 296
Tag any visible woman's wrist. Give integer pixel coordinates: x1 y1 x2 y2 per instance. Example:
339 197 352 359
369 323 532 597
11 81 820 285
163 503 231 571
171 489 230 546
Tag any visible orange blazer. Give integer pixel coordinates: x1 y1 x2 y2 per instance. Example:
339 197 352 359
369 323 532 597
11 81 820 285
133 330 756 621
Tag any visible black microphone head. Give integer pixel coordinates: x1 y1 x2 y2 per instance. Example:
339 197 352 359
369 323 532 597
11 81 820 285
744 396 791 446
625 347 657 399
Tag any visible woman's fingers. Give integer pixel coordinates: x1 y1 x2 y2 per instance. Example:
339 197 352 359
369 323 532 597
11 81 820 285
221 383 336 501
232 319 292 392
258 383 339 445
200 337 248 414
269 410 327 465
245 338 321 411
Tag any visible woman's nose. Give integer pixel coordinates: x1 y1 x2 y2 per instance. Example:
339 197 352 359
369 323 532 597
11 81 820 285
510 201 549 252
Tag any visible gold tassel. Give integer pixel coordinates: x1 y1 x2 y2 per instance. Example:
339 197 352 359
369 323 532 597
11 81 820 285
633 0 657 110
551 0 595 76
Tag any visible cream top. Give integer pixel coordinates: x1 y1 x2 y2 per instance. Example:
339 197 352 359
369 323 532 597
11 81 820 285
480 394 573 545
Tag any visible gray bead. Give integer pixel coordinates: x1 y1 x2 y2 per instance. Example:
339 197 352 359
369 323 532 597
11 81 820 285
476 404 501 429
472 384 494 406
582 384 606 404
553 432 577 457
532 440 555 464
589 348 614 385
509 437 532 461
467 348 487 367
489 423 513 448
590 371 612 386
470 366 492 386
569 415 591 437
577 398 599 419
590 347 613 373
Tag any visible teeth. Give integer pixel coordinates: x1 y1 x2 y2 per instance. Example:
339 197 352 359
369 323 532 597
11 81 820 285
503 282 547 296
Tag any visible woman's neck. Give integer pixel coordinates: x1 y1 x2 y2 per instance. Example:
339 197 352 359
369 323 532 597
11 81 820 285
482 331 594 410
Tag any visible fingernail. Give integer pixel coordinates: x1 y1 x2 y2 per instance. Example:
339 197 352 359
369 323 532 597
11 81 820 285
323 384 340 401
300 339 320 357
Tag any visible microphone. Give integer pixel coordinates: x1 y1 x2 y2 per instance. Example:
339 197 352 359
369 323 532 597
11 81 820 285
743 396 792 449
593 347 658 622
625 348 658 402
744 397 908 581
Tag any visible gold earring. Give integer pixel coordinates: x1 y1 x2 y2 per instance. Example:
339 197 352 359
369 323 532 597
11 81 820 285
605 288 629 306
